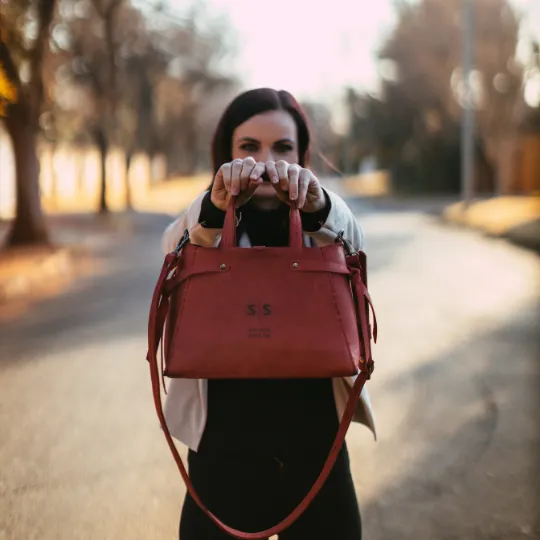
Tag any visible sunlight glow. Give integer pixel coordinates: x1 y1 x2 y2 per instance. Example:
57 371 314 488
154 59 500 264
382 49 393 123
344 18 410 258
167 0 395 103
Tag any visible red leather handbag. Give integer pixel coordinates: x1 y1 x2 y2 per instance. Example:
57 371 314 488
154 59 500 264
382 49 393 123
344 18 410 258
147 197 377 539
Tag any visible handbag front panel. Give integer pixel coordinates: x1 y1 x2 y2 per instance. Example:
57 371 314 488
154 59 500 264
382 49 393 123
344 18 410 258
164 243 360 380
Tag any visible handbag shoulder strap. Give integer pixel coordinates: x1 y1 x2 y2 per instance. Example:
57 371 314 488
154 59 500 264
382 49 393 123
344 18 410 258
147 249 374 540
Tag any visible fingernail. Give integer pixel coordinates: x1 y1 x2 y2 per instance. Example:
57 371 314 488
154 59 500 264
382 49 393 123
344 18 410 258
251 174 258 180
272 176 278 183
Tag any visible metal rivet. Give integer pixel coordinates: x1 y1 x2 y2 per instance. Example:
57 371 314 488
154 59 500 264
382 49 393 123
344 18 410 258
292 262 299 269
220 263 227 271
359 357 364 363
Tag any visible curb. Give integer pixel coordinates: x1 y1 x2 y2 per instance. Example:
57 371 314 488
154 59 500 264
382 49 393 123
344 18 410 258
441 213 540 255
440 197 540 255
501 219 540 254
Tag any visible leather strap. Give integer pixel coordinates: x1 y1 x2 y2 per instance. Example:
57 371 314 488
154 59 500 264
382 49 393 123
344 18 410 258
292 260 349 275
351 270 378 343
349 263 377 376
221 196 239 248
288 202 303 250
147 255 372 540
221 196 304 249
162 259 351 296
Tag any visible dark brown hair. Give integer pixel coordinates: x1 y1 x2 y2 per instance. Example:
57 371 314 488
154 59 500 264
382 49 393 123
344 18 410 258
210 88 311 176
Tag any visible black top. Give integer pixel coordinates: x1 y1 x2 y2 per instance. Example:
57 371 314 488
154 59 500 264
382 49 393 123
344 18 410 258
196 191 341 459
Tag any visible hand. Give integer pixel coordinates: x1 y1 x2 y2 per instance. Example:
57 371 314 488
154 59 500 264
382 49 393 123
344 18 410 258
265 161 326 212
211 157 265 211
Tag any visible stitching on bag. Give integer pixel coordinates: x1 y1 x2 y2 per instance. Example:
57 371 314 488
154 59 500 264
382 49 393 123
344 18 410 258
321 248 356 373
170 248 198 355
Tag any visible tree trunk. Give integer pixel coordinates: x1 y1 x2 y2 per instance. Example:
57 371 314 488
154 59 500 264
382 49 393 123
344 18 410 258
3 115 50 247
182 107 199 176
95 130 109 214
49 141 58 210
125 150 133 210
495 137 519 195
485 135 518 195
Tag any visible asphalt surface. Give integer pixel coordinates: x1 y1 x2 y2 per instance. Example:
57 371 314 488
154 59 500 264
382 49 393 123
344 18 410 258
0 198 539 540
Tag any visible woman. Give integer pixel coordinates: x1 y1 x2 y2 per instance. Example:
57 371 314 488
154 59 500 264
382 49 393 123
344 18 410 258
161 88 376 539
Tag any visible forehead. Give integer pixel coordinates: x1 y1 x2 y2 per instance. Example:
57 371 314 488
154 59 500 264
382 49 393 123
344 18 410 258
233 110 297 142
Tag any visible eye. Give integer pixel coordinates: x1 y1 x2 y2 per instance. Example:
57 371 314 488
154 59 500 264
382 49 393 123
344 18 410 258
275 143 294 153
240 143 258 152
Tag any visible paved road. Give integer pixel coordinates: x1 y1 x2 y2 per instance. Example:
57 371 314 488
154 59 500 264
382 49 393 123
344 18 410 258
0 200 539 540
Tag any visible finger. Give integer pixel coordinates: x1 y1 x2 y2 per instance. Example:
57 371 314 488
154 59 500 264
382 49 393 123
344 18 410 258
236 176 263 207
220 163 232 193
276 160 289 191
250 162 266 181
297 169 311 208
240 157 256 191
245 179 263 200
230 159 243 195
271 181 292 207
306 173 322 203
265 161 279 184
287 164 301 201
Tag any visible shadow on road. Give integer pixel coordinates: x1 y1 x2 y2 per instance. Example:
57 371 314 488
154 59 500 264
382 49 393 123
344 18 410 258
0 213 173 366
361 298 540 540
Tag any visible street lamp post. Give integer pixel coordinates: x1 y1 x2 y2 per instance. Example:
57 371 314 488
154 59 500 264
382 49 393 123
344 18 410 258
461 0 475 208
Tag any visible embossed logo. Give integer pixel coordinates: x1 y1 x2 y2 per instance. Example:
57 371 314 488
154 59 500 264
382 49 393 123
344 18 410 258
246 303 272 338
247 303 272 316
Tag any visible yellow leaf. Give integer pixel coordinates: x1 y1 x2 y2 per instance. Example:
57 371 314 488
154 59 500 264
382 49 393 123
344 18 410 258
0 60 17 116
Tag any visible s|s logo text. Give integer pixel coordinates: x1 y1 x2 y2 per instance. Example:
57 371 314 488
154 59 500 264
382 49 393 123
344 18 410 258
246 303 272 339
247 303 272 316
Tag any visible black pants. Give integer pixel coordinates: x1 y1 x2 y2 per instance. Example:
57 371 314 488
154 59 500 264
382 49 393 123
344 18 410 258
179 445 362 540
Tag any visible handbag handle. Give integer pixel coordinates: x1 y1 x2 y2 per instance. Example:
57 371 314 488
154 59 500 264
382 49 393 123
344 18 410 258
220 196 304 249
147 254 372 540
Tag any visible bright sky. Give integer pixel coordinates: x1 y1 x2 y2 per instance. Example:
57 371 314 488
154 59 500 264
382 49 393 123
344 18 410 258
163 0 539 109
168 0 396 103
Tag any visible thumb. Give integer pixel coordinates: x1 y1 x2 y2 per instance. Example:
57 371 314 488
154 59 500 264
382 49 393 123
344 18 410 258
213 169 227 193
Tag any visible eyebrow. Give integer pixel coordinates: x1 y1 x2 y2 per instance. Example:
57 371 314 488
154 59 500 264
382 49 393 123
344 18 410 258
238 137 295 145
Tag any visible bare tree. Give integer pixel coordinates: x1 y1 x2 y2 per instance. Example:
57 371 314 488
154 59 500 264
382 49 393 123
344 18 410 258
349 0 524 193
470 0 523 194
54 0 238 200
58 0 125 213
151 6 238 176
0 0 57 246
300 100 342 176
521 40 540 131
115 25 169 206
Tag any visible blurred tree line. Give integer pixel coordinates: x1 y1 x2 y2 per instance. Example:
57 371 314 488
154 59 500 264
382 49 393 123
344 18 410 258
0 0 238 246
338 0 539 195
1 0 538 247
